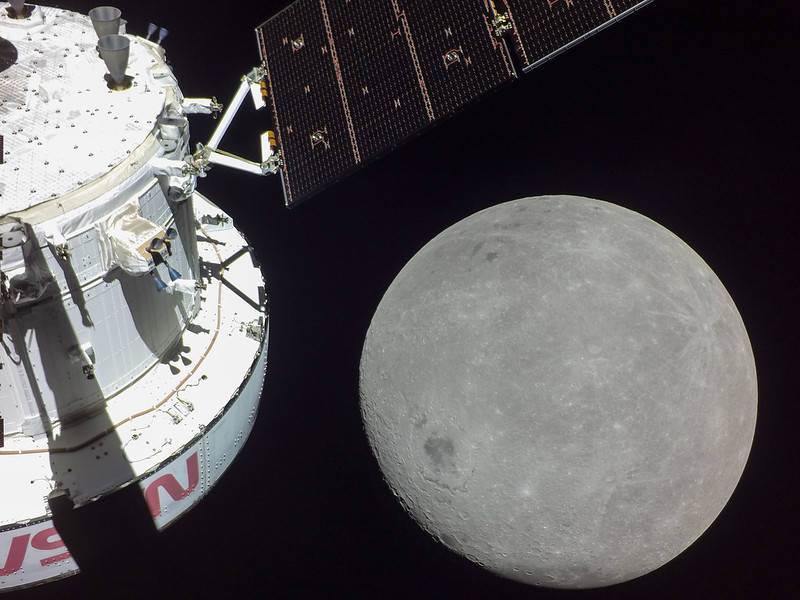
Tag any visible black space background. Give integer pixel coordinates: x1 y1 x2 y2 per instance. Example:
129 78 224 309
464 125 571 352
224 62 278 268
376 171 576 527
13 1 799 598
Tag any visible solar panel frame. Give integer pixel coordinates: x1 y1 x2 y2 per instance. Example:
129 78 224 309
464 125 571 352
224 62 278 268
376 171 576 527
505 0 655 72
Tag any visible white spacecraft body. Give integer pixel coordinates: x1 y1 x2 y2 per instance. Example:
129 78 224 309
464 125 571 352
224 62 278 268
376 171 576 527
0 3 268 590
0 0 656 591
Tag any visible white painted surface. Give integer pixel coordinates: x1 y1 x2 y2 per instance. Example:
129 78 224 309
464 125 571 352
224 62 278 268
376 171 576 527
0 4 270 591
0 518 79 590
0 193 269 591
0 4 171 212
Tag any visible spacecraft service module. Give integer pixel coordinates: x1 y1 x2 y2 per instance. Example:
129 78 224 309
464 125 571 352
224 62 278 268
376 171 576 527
0 2 269 590
0 0 662 591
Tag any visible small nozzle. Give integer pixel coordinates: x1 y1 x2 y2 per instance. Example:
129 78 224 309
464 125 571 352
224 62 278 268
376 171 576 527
151 270 167 293
146 22 157 40
89 6 121 38
157 27 169 46
162 228 178 255
98 34 130 87
165 263 182 282
9 0 26 18
147 237 166 253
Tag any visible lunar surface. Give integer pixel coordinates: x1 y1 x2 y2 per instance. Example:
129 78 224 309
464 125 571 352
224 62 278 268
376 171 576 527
359 195 757 588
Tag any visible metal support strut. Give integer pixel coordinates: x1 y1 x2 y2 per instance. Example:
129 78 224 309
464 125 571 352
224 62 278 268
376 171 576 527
191 66 282 177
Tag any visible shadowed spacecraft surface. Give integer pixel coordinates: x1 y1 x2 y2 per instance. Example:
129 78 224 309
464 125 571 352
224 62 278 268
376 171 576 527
0 0 762 593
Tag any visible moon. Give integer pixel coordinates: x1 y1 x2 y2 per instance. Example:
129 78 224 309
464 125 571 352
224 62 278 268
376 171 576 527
359 195 757 588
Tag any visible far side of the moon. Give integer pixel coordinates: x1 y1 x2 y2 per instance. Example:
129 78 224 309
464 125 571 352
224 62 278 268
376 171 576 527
359 195 757 588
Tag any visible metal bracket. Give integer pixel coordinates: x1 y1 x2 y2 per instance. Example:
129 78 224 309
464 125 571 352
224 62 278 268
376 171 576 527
191 67 280 178
191 143 281 177
206 66 266 152
182 96 223 116
488 0 513 37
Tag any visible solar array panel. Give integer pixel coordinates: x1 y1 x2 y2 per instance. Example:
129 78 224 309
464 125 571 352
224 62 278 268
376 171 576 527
256 0 652 206
505 0 652 71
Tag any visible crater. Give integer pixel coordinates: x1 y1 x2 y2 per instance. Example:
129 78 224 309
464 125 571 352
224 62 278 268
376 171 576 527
424 436 456 471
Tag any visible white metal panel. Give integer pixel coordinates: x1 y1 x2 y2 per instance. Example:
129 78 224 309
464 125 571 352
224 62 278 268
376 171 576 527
11 303 105 425
140 334 267 530
0 6 171 215
0 344 24 432
61 229 106 286
12 270 191 424
137 179 172 226
0 3 269 591
1 191 269 591
0 519 79 589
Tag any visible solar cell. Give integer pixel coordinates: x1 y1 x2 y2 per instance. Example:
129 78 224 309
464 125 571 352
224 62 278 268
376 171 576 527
256 0 652 206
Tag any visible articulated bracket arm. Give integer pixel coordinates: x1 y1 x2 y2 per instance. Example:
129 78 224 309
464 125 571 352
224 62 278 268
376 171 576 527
206 66 267 151
191 142 281 177
190 66 281 177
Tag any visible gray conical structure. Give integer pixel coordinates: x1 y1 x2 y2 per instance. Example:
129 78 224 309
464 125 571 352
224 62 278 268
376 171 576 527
89 6 121 38
9 0 25 16
98 34 129 86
